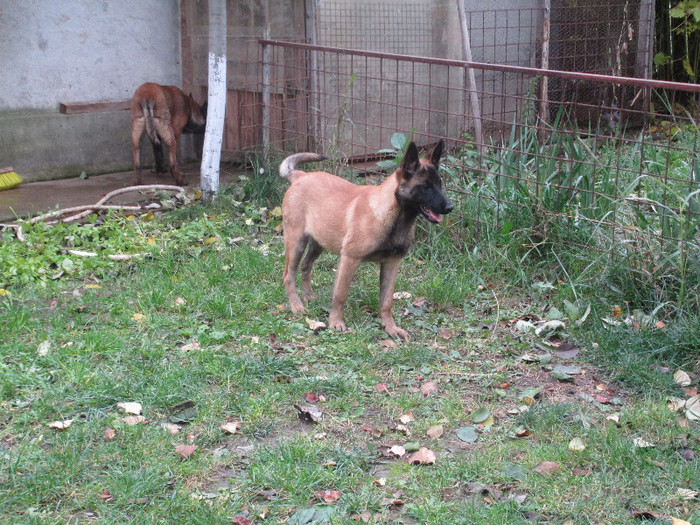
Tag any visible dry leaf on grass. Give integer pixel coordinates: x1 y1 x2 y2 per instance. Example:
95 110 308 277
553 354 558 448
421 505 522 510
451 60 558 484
375 383 391 396
175 444 198 458
49 419 73 430
426 425 444 438
674 369 692 387
533 461 560 476
121 416 146 425
316 490 341 503
117 402 142 415
568 437 586 452
220 421 241 434
181 341 201 352
407 447 436 465
293 403 323 423
389 445 406 457
161 422 181 435
398 413 414 425
421 381 438 396
305 317 327 333
103 428 116 440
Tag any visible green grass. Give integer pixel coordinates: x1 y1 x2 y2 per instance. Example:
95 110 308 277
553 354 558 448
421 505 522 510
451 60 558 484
1 170 699 524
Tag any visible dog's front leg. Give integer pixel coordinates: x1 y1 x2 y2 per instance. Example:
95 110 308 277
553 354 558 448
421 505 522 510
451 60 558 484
379 259 408 340
328 255 362 332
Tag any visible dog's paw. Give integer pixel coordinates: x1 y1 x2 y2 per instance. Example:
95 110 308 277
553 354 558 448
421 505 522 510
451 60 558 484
384 324 410 341
329 318 348 332
289 303 307 315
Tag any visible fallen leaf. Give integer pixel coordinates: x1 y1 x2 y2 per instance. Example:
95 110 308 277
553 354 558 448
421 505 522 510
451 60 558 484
174 296 186 305
117 402 143 415
375 383 391 396
568 437 586 451
572 467 592 476
389 445 406 457
426 425 444 438
220 421 241 434
533 461 560 476
554 343 580 359
169 400 197 423
412 297 426 307
421 381 438 396
676 488 698 500
398 413 414 425
121 416 146 425
379 339 398 349
393 291 412 300
373 478 386 486
175 444 198 458
633 437 655 448
407 447 436 465
49 419 73 430
37 340 51 357
181 341 201 352
304 392 320 403
98 490 113 502
456 426 478 443
674 370 692 387
103 428 116 440
685 395 700 421
470 407 491 424
670 518 692 525
161 422 181 435
316 490 341 503
131 313 145 321
305 317 327 333
293 403 323 423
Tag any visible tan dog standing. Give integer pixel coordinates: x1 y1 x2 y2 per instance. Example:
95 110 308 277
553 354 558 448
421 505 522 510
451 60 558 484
279 140 453 339
130 82 207 186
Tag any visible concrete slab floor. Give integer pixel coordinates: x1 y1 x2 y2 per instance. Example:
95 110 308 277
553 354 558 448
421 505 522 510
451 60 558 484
0 163 243 223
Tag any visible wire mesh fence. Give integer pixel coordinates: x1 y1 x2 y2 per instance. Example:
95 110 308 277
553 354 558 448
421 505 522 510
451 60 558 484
249 39 699 266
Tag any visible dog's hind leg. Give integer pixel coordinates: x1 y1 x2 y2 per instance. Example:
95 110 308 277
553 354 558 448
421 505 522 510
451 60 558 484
152 140 166 174
328 255 362 332
130 118 146 185
379 259 408 340
300 239 323 303
283 233 310 314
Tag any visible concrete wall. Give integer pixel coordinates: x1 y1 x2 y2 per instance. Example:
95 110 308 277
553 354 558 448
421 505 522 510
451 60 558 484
0 1 187 182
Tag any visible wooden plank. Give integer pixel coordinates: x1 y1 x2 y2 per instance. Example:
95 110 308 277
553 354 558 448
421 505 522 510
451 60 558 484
59 100 130 114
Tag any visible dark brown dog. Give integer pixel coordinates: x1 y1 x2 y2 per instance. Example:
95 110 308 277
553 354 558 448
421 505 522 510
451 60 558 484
129 82 206 186
279 140 453 339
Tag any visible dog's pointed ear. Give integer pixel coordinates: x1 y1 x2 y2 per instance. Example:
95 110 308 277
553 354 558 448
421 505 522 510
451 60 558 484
426 139 444 167
400 142 420 179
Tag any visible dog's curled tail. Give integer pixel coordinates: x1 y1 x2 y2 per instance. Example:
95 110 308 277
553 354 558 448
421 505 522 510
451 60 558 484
140 99 160 144
279 152 326 181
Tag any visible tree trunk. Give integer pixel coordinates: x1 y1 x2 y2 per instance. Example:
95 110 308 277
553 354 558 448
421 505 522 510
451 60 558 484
200 0 227 203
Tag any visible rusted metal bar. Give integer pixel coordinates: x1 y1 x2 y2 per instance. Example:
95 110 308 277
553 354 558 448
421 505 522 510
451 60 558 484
258 39 700 93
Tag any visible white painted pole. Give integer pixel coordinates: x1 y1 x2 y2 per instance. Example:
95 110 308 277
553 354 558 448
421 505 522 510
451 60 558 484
200 0 227 203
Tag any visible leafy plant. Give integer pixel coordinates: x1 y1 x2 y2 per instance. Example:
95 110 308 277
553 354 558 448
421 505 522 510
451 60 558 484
376 129 415 171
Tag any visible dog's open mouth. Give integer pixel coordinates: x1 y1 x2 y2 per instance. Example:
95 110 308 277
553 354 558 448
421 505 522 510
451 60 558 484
421 206 443 224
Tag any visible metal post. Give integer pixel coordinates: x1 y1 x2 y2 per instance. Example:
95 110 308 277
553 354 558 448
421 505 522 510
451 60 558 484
538 0 551 141
456 0 483 154
305 0 320 151
262 27 271 159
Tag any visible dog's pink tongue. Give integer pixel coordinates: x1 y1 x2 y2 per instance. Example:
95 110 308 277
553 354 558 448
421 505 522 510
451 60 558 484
427 209 443 223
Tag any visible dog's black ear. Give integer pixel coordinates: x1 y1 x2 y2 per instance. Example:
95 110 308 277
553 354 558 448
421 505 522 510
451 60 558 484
400 142 420 179
427 139 444 167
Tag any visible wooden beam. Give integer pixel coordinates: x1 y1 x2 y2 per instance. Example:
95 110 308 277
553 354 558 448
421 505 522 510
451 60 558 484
59 100 130 114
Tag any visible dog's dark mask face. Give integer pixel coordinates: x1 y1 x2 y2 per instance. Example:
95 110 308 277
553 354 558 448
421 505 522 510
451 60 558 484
397 140 454 223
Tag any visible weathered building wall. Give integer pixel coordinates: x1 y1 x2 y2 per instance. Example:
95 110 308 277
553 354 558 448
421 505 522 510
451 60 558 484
0 1 186 182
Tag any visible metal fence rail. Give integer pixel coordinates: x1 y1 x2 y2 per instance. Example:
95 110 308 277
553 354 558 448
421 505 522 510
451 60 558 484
251 39 700 257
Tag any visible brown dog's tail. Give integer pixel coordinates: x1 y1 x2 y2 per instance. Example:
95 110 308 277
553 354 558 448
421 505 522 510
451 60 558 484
140 99 160 144
279 153 326 181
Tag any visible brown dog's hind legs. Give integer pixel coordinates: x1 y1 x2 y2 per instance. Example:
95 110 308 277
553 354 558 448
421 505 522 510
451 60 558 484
283 234 310 314
300 239 323 303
